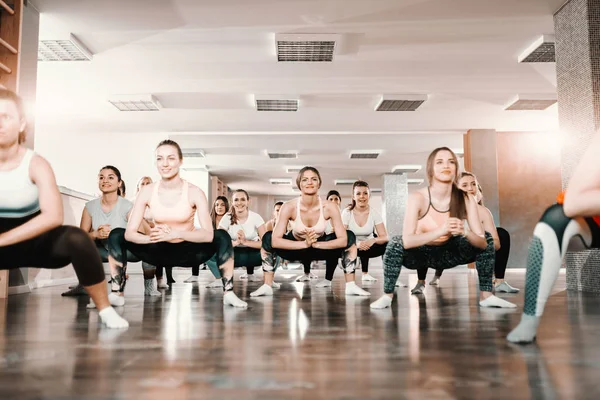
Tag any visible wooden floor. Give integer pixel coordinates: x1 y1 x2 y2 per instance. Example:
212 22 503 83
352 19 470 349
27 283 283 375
1 265 599 400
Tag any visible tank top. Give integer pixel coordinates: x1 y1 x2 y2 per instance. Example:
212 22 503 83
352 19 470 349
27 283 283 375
292 197 327 239
148 180 195 243
85 196 132 231
0 149 40 218
416 187 451 245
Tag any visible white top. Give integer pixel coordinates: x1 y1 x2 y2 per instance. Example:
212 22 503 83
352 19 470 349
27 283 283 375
0 149 40 218
219 211 265 242
341 206 384 242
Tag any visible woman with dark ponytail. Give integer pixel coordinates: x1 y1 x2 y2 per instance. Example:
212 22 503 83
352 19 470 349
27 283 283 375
371 147 516 309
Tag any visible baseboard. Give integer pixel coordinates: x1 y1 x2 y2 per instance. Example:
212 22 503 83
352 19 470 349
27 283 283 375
8 284 31 295
29 277 79 290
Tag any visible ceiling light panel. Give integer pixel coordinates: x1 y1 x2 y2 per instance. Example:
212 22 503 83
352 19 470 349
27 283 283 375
391 164 422 174
38 34 93 62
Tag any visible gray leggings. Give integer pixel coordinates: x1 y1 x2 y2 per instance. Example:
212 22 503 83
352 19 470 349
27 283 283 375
382 232 495 293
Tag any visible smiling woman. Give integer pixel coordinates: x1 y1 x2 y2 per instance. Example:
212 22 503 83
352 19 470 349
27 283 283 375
106 139 248 308
252 166 371 298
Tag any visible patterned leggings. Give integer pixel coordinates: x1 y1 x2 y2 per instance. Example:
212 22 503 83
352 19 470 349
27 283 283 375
382 232 495 293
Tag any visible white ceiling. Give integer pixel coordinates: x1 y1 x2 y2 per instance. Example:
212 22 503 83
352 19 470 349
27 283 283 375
31 0 564 195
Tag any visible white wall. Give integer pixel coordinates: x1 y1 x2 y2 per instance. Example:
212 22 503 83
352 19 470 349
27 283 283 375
35 131 175 196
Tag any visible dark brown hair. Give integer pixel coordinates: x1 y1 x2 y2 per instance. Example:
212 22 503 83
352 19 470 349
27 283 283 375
296 166 322 189
349 180 369 211
100 165 125 197
211 196 230 229
0 89 26 144
156 139 183 160
426 147 466 219
229 189 250 225
459 171 484 206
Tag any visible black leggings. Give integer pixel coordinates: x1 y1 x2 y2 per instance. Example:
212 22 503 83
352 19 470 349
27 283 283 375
190 246 261 276
359 242 387 273
261 230 357 274
0 222 105 287
107 228 234 292
433 227 511 280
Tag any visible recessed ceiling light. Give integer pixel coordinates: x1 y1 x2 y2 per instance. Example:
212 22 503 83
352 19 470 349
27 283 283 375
38 33 93 62
108 94 161 112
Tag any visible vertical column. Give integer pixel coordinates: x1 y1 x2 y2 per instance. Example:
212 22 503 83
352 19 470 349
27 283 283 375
381 173 408 237
555 0 600 292
463 129 500 224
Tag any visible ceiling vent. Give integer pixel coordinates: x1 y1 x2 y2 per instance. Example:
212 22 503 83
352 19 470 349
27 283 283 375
182 149 205 159
275 33 340 62
391 164 422 174
38 33 93 62
408 179 425 185
518 35 555 63
504 94 557 111
108 94 161 112
266 150 298 159
285 166 304 173
270 178 293 186
350 150 382 159
182 166 209 172
370 188 382 193
254 95 299 111
375 94 428 111
334 179 357 186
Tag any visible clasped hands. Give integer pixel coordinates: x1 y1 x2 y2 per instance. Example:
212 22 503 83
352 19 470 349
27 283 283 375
442 217 465 237
149 224 179 243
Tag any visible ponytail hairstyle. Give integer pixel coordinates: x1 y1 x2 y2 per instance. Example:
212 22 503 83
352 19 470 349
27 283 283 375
348 180 369 211
425 147 467 219
211 196 230 229
229 189 250 225
100 165 124 197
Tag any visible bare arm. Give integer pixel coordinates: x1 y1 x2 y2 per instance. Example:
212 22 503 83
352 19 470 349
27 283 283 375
0 156 63 247
272 202 310 250
402 192 448 249
80 208 99 240
564 131 600 217
313 203 348 249
125 186 153 244
241 224 265 249
463 194 487 249
480 206 500 251
373 223 389 244
175 186 214 243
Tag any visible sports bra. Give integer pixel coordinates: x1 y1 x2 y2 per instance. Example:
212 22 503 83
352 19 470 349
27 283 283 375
292 197 327 239
0 149 40 218
416 187 451 245
148 180 195 242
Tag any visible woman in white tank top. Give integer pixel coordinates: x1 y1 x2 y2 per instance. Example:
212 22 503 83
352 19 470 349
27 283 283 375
0 89 128 329
251 167 371 298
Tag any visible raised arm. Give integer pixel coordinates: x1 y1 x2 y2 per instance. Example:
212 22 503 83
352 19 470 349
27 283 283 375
0 155 63 247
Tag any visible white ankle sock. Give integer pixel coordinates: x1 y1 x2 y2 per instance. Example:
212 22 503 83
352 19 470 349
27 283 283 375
370 295 393 309
206 279 223 289
272 281 281 289
316 279 332 288
345 281 371 296
250 284 273 297
184 275 199 283
479 295 517 308
507 314 540 344
109 292 125 307
98 307 129 329
223 291 248 308
144 279 161 296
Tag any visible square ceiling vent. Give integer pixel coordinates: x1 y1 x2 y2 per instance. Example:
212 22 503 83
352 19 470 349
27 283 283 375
38 34 93 62
408 179 425 185
392 164 422 174
275 33 340 62
518 35 555 63
182 149 205 158
266 150 298 159
376 94 428 111
109 94 161 111
370 188 382 193
504 94 557 111
350 150 382 159
285 166 304 173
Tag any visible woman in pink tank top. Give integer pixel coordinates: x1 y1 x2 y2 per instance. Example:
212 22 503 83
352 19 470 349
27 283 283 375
250 166 371 298
107 140 247 308
370 147 516 310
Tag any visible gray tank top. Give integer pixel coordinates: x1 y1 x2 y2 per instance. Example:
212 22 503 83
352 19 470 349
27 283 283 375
85 196 133 231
